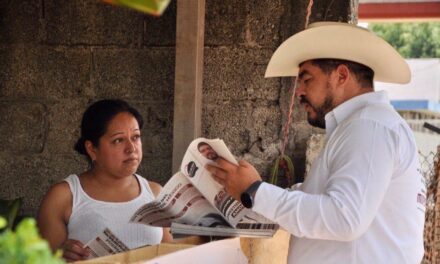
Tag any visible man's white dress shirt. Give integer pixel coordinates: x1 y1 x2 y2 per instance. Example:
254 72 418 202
253 91 426 263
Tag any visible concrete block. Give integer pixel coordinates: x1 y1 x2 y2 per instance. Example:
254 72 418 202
0 102 46 154
0 153 86 216
130 101 173 159
290 121 324 155
139 157 172 185
0 46 92 99
202 100 281 159
131 101 173 131
305 133 325 176
202 102 248 155
141 131 172 158
288 0 352 33
45 99 90 154
0 154 42 216
92 48 174 100
247 0 284 47
204 47 279 101
143 0 176 46
248 104 282 152
44 0 144 46
0 1 41 44
45 154 89 185
205 0 247 46
309 0 352 23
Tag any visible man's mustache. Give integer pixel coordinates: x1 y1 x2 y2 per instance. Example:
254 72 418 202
299 96 310 105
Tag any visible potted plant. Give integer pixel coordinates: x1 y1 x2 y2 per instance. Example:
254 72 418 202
0 205 65 264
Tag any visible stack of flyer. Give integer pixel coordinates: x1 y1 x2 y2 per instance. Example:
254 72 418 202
83 138 279 259
130 138 279 238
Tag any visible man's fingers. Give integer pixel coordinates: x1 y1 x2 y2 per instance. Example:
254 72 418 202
206 164 219 175
212 175 224 186
238 159 252 167
207 165 227 181
216 157 237 170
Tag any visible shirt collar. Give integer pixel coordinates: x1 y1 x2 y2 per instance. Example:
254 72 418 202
324 90 390 138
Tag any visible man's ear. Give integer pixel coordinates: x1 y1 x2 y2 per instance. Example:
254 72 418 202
85 140 97 161
335 64 350 85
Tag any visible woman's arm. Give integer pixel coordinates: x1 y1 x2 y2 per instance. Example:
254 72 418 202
37 182 71 250
37 182 89 261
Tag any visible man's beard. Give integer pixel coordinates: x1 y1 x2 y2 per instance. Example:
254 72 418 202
208 152 219 160
300 83 334 129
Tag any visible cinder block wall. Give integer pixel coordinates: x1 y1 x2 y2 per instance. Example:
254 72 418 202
0 0 354 216
202 0 355 182
0 0 177 216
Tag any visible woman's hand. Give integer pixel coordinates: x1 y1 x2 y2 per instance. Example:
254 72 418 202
61 239 89 262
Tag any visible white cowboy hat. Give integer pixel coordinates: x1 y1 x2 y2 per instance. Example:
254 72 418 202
265 22 410 84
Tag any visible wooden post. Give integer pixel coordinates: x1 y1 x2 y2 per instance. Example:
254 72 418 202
172 0 205 173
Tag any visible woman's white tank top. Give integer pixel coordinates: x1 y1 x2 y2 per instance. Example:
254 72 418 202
64 174 163 249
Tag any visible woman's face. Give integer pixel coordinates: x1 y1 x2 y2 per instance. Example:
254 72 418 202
88 112 143 178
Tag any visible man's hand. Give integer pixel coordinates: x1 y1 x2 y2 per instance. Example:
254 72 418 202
206 158 262 201
62 239 89 262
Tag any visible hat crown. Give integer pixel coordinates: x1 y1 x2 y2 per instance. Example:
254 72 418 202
264 21 410 84
307 21 371 33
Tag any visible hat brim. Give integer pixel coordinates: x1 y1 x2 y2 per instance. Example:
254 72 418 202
264 22 410 84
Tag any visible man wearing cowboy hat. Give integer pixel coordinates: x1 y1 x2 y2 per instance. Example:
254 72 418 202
207 22 425 263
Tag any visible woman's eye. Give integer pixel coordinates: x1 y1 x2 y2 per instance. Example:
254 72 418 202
133 135 141 141
113 138 123 144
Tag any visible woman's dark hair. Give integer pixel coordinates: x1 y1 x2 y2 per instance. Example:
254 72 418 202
309 59 374 89
74 99 144 162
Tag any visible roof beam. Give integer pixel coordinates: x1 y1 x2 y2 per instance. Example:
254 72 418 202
359 2 440 20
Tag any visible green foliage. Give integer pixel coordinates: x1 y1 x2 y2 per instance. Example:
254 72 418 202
104 0 171 16
369 22 440 58
0 216 65 264
270 155 295 187
0 197 23 231
0 217 6 229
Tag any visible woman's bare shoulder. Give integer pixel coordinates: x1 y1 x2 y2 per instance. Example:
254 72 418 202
41 181 72 208
38 180 73 225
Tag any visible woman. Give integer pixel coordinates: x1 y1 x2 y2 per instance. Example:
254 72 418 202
38 99 173 262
